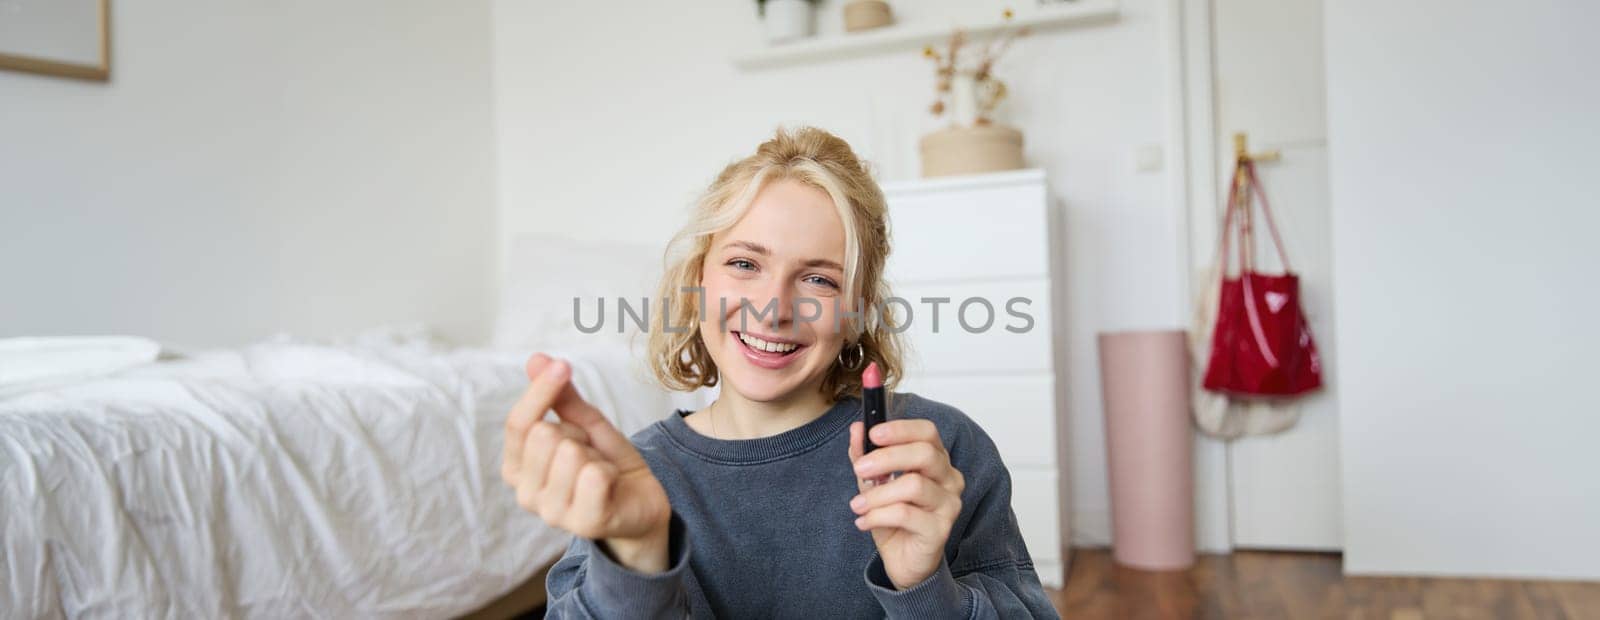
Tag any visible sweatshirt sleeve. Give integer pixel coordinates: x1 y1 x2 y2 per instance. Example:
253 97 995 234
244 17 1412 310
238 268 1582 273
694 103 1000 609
863 553 1057 620
862 419 1060 619
543 512 695 619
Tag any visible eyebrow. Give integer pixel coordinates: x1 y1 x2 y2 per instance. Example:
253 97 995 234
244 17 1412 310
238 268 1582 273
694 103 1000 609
722 240 845 272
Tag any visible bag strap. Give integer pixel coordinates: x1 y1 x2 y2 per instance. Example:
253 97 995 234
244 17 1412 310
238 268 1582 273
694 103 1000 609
1216 160 1294 277
1245 160 1293 271
1216 160 1246 280
1215 159 1285 368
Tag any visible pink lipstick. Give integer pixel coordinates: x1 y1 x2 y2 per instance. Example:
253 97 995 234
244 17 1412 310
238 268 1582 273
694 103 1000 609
861 361 885 454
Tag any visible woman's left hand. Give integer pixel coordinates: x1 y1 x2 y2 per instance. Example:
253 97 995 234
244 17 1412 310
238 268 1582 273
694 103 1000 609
847 419 965 590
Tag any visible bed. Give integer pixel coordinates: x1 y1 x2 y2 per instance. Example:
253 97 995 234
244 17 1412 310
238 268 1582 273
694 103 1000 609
1 234 694 618
0 328 705 618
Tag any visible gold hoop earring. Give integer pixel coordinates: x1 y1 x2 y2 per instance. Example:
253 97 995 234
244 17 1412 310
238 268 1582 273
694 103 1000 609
837 341 866 371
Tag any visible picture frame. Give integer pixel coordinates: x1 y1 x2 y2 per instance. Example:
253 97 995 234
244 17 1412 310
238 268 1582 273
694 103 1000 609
0 0 111 81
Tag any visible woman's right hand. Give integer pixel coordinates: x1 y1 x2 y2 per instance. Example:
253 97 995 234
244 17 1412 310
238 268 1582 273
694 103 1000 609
502 353 673 573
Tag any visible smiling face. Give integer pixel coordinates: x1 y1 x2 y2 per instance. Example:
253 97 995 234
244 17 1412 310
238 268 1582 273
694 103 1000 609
698 178 851 404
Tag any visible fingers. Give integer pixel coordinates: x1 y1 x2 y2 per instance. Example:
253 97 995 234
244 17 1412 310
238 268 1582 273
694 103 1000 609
517 358 571 428
516 421 565 507
515 427 607 524
502 384 545 481
567 461 618 539
503 358 574 475
525 352 553 381
548 378 605 429
867 419 940 448
853 441 950 485
849 472 954 516
852 420 963 493
512 354 631 467
848 421 865 463
501 353 657 542
854 502 950 542
551 381 642 468
537 439 586 522
848 421 880 493
502 410 590 484
516 421 593 497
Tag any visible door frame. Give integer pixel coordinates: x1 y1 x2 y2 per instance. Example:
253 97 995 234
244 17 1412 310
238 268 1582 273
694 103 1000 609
1164 0 1235 554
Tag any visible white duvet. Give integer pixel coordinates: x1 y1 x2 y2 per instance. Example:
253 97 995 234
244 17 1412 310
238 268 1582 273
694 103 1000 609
0 331 697 619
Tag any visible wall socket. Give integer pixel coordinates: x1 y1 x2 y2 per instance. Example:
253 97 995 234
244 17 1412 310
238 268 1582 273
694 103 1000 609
1135 144 1165 173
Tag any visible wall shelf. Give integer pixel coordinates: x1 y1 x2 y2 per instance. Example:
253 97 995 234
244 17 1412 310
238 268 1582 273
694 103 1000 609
732 0 1120 70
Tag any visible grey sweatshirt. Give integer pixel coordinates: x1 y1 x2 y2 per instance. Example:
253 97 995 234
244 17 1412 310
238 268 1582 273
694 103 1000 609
543 392 1059 619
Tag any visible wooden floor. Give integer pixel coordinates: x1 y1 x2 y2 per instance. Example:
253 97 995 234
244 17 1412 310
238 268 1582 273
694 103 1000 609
1049 549 1600 619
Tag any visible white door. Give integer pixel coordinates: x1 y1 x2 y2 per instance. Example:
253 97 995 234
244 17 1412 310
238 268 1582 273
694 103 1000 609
1201 0 1342 550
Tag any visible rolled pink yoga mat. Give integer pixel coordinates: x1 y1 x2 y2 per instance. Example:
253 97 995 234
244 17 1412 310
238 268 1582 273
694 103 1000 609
1098 330 1195 570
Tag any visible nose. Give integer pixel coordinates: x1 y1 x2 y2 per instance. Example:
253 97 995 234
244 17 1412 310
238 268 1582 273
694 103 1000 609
748 277 795 332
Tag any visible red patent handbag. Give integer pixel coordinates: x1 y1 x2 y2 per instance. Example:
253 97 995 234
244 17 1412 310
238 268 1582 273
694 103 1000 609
1202 159 1323 397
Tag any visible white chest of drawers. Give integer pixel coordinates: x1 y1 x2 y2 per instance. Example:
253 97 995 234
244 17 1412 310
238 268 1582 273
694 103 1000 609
879 169 1070 589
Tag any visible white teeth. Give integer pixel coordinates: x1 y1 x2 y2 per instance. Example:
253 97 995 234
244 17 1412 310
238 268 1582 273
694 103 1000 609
739 332 797 354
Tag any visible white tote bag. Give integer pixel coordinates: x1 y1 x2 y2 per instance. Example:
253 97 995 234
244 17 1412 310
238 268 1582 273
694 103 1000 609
1189 262 1301 439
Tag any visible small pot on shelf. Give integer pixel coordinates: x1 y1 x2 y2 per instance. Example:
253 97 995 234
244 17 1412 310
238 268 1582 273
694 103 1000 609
843 0 893 32
919 124 1025 178
760 0 815 44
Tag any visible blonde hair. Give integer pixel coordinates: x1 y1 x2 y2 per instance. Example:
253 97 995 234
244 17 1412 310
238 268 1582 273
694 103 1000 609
648 126 903 402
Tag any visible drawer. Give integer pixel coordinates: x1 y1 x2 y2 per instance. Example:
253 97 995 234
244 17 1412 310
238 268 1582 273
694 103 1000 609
886 279 1054 375
885 183 1050 284
894 373 1057 469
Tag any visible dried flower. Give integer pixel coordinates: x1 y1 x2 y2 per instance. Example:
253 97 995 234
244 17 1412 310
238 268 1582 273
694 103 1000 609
922 9 1029 125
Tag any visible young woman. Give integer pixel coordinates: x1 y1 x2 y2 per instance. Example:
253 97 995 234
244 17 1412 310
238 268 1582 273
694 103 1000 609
500 127 1057 618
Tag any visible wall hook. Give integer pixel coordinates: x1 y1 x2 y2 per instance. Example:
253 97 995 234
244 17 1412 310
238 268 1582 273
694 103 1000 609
1233 132 1281 165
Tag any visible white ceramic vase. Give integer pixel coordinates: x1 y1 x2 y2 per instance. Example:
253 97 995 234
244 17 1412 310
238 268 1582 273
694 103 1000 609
763 0 814 44
950 71 980 127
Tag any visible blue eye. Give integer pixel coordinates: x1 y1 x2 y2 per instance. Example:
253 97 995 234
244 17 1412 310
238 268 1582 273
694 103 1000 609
806 275 840 290
728 259 756 271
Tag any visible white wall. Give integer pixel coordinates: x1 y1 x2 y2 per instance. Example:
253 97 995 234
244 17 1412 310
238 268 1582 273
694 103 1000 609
492 0 1188 546
1327 1 1600 578
0 1 497 348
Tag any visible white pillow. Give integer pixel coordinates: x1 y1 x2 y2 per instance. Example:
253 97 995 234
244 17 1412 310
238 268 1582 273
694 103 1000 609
0 336 162 396
492 234 666 352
